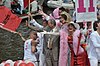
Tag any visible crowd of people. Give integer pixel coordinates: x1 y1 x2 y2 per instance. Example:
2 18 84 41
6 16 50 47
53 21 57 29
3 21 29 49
21 1 100 66
0 0 100 66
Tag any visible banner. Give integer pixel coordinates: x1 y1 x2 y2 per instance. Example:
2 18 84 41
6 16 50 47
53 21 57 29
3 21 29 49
24 0 34 8
75 0 97 22
0 6 22 32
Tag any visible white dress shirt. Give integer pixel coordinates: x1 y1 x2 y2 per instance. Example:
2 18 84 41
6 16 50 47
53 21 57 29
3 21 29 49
88 31 100 66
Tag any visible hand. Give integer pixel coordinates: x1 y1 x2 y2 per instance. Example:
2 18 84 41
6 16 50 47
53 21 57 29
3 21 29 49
17 32 22 36
43 30 47 32
31 40 38 46
27 12 32 17
36 38 39 44
38 10 44 15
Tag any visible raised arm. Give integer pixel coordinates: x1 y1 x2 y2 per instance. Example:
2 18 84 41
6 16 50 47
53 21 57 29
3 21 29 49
26 20 43 32
38 10 50 20
28 13 43 29
17 32 26 41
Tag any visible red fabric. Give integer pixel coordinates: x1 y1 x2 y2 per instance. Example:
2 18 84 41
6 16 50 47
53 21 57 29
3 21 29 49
68 35 73 44
68 34 90 66
71 51 90 66
0 6 22 31
24 0 34 8
0 6 11 24
71 51 87 66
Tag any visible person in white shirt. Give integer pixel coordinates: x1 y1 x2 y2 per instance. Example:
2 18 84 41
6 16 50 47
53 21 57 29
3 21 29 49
88 20 100 66
24 31 39 65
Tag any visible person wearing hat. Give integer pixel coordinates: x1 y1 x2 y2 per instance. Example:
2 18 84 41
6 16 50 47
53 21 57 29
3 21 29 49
59 14 90 66
38 7 71 30
59 13 71 66
67 22 90 66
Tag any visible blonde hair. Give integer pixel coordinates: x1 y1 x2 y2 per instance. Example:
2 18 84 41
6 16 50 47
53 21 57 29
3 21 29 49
61 11 72 23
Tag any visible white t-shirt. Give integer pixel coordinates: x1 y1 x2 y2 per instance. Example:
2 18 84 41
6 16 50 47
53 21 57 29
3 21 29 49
24 39 37 62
